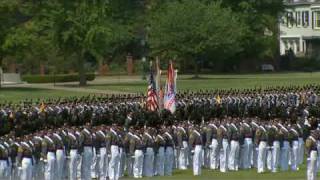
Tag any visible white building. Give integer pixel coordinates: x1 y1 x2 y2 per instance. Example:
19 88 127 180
280 0 320 57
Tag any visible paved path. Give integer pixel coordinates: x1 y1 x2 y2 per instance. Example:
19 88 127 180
2 75 146 94
3 82 132 94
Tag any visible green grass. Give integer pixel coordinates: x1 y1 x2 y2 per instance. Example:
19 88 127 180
87 72 320 93
2 72 320 102
0 87 90 102
123 167 306 180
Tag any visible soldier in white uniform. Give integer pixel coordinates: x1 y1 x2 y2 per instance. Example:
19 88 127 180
67 128 79 180
163 127 175 176
306 130 318 180
80 124 93 180
143 127 155 177
176 123 188 170
42 132 56 180
0 141 9 179
154 129 165 176
107 125 120 180
189 125 203 176
18 135 34 180
130 128 144 178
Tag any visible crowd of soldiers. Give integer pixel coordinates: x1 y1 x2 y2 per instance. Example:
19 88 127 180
0 84 320 179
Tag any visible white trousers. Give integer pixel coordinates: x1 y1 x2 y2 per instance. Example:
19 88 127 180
56 149 65 180
252 145 258 168
20 158 32 180
45 152 56 180
281 141 289 171
143 147 154 177
165 147 174 176
133 150 144 178
98 147 107 180
81 146 93 180
178 141 188 170
229 140 240 171
307 150 317 180
243 138 253 169
91 148 98 179
0 160 8 179
272 141 280 172
156 147 165 176
69 149 78 180
220 139 229 172
266 146 273 171
298 138 304 165
210 139 219 169
291 140 299 171
257 141 267 173
76 153 82 179
118 147 125 178
108 145 120 180
193 145 202 176
317 141 320 171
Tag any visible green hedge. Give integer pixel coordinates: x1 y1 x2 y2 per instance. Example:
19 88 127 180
22 73 95 83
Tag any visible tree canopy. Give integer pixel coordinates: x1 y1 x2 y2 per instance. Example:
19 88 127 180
0 0 284 84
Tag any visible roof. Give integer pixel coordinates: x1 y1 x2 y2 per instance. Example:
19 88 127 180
284 0 320 5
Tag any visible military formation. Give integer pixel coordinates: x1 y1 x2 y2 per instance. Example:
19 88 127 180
0 85 320 179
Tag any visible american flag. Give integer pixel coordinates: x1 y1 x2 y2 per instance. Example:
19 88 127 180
147 65 159 112
164 61 176 113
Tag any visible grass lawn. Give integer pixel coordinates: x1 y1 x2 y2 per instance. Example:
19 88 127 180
124 167 306 180
0 87 90 102
87 72 320 93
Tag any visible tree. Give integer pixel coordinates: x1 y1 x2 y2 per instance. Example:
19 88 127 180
37 0 132 86
221 0 284 65
0 0 22 87
148 0 247 76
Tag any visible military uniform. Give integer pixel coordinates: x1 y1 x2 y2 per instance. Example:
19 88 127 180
207 122 219 170
42 135 56 180
18 140 33 180
279 124 290 171
306 132 318 180
289 124 300 171
129 131 144 178
67 131 79 180
52 132 66 180
176 126 188 170
143 130 155 177
189 128 203 176
217 124 229 172
154 133 165 176
106 128 120 180
80 128 93 180
0 142 9 179
255 124 268 173
241 121 253 169
163 130 175 176
228 123 240 171
96 129 108 180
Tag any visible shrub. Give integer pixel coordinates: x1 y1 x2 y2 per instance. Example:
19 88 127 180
22 73 95 83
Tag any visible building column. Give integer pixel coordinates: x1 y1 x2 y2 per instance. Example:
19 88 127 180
299 37 303 53
280 39 286 55
293 40 297 54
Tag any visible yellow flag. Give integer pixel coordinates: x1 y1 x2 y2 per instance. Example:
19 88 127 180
216 95 221 104
40 102 46 112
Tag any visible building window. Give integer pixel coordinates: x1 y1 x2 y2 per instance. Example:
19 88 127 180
296 11 301 26
302 11 309 27
287 12 294 27
315 11 320 29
